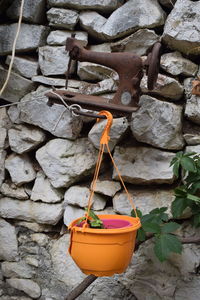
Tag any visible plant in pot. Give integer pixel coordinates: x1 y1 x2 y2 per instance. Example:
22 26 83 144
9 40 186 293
68 111 141 277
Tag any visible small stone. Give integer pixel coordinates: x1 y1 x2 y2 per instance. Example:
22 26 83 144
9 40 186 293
64 185 107 210
48 0 123 13
162 0 200 55
0 182 29 200
0 23 49 55
0 150 6 186
0 128 7 149
25 256 39 267
185 96 200 126
6 278 41 299
112 146 175 185
0 107 12 129
5 55 39 79
32 75 66 87
8 124 46 154
15 221 54 232
36 138 98 188
47 30 88 47
79 78 117 96
0 65 36 103
113 188 174 215
160 52 198 77
111 29 159 56
0 218 18 261
31 171 64 203
1 261 35 279
19 92 83 139
141 73 184 100
79 11 107 41
7 105 21 124
90 43 111 52
131 95 185 150
39 45 75 76
0 198 63 225
6 0 46 24
102 0 166 40
30 233 49 246
185 145 200 155
159 0 176 8
95 180 121 197
88 117 129 151
5 153 36 185
47 8 79 30
183 134 200 146
78 61 118 82
63 204 85 226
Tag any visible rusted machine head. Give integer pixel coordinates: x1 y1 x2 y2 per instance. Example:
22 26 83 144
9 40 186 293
47 37 162 117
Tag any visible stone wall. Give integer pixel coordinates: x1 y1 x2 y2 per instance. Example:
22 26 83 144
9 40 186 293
0 0 200 299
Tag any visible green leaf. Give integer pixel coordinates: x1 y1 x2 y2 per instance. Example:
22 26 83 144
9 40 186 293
131 208 142 218
192 214 200 227
189 182 200 194
137 228 146 241
171 197 188 218
176 151 184 158
161 222 180 233
180 157 197 172
174 186 187 197
154 234 182 262
172 161 180 177
183 152 196 157
88 210 100 221
187 194 200 202
142 222 161 234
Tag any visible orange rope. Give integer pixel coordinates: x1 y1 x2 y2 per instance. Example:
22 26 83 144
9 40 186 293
84 110 138 223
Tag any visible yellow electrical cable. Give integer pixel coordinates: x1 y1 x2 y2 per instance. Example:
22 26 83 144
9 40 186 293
0 0 25 96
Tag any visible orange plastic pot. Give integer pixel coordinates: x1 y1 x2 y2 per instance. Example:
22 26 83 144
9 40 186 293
68 214 141 277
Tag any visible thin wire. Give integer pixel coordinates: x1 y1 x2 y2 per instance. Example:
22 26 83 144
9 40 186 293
0 0 25 96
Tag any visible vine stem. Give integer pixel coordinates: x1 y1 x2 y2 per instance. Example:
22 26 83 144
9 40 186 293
65 235 200 300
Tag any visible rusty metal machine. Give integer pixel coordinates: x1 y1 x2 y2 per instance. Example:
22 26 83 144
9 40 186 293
46 36 162 117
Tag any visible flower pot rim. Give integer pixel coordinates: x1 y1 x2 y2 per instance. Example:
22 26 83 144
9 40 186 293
69 214 141 234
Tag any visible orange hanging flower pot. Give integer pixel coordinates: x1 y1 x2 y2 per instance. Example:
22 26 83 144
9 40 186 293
68 111 141 277
68 214 141 277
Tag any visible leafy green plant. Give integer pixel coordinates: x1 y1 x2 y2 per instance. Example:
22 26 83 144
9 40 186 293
131 208 182 262
76 208 104 229
170 151 200 226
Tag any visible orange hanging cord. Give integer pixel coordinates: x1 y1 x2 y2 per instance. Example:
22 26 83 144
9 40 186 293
83 110 138 227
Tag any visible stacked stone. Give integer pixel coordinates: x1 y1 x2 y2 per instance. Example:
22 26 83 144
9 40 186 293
0 0 200 299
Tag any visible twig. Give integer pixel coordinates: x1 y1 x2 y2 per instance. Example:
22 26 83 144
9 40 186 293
65 275 97 300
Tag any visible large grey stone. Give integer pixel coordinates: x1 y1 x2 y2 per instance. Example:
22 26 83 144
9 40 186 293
8 124 46 154
63 204 85 226
185 96 200 125
0 198 63 225
0 182 29 200
31 171 64 203
162 0 200 55
32 75 66 87
64 185 107 210
101 0 166 40
141 73 184 100
113 188 174 215
0 150 6 186
6 279 41 299
19 92 83 139
131 95 185 150
79 78 117 96
88 117 129 151
160 52 198 77
5 55 39 79
38 45 74 76
5 153 36 185
47 30 88 46
79 11 107 41
111 29 160 56
0 65 35 103
112 146 175 185
6 0 46 24
48 0 124 13
78 61 117 81
95 180 121 197
0 23 49 55
36 138 98 188
47 8 79 30
2 261 35 279
0 218 18 261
